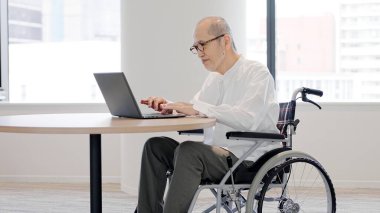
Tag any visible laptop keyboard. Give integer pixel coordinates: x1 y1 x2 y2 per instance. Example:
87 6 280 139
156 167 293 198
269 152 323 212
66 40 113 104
142 113 185 119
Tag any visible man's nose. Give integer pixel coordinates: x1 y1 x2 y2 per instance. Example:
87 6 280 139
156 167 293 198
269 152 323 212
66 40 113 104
197 50 205 58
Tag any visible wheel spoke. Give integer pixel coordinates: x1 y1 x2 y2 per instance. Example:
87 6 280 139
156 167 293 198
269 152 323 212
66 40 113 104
257 158 335 213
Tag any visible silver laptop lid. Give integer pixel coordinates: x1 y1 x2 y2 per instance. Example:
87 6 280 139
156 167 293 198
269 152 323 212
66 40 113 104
94 72 143 118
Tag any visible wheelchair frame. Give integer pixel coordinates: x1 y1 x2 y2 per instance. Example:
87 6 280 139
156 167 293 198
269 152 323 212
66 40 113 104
185 87 336 213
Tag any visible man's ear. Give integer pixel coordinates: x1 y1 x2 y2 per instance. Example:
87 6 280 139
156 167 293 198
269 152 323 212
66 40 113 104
224 34 232 50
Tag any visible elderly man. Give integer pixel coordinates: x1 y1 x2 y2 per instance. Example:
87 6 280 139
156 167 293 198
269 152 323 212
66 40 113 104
136 16 279 213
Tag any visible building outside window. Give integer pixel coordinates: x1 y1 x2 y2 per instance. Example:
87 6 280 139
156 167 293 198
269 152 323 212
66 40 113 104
7 0 120 102
246 0 380 102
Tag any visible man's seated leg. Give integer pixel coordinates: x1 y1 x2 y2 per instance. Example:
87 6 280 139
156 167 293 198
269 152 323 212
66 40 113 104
137 136 179 213
163 141 238 213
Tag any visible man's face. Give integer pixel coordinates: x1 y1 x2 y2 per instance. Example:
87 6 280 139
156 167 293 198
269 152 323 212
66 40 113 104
193 23 226 72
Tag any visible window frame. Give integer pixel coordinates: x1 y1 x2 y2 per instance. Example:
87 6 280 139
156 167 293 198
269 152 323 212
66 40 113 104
267 0 276 79
0 0 9 101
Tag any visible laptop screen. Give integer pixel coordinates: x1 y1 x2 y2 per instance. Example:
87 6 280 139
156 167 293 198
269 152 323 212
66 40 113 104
94 72 143 118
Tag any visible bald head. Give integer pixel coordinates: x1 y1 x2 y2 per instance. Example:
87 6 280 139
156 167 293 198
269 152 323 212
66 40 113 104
195 16 236 50
197 17 232 36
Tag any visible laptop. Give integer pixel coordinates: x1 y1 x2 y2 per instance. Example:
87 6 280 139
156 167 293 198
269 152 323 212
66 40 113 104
94 72 186 119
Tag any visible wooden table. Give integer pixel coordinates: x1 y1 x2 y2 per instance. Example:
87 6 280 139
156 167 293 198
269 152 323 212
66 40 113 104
0 113 216 213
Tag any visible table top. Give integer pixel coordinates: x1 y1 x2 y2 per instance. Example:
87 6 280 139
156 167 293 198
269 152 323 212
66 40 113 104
0 113 216 134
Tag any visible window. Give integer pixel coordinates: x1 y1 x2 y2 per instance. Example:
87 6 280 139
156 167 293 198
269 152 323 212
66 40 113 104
275 0 380 102
245 0 267 66
4 0 120 103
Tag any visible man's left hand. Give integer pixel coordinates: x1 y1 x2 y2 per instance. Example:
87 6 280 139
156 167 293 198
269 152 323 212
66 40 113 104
161 102 199 116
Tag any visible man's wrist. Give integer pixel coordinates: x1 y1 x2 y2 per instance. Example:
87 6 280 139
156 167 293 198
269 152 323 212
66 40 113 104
195 110 207 117
192 101 211 117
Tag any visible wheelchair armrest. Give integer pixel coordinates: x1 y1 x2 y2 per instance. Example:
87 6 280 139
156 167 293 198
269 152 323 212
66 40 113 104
226 131 285 140
178 129 204 135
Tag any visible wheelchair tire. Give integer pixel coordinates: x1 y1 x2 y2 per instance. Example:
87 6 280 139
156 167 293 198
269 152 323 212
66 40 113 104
257 158 336 213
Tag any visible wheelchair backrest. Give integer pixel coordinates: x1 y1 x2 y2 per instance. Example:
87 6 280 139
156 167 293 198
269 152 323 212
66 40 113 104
277 101 296 136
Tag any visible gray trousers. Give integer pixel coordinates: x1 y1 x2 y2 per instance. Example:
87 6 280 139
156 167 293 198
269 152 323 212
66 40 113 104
136 137 238 213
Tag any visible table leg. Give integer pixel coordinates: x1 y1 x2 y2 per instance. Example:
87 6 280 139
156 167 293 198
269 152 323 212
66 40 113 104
90 134 102 213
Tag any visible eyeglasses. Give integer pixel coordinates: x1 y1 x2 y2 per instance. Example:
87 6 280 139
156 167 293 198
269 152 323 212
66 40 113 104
189 34 225 54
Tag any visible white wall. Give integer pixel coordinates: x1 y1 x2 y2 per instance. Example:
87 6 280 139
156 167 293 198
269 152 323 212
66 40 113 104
0 103 121 183
294 103 380 188
121 0 247 103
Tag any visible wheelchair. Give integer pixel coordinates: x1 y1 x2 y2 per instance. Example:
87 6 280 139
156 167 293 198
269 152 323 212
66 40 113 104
179 87 336 213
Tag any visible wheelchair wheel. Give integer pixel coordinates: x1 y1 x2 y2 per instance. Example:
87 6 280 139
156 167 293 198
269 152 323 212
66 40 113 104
257 158 336 213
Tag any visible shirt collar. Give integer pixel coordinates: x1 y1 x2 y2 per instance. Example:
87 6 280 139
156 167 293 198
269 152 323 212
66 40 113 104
221 56 243 80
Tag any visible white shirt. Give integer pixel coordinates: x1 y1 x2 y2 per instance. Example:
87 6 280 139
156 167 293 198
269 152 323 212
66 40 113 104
192 57 281 161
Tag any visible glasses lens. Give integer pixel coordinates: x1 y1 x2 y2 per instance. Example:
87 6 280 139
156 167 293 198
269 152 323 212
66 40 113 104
197 44 204 52
190 43 205 54
190 46 197 54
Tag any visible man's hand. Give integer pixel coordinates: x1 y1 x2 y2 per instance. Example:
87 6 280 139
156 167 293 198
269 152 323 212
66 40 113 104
161 102 199 116
140 97 173 114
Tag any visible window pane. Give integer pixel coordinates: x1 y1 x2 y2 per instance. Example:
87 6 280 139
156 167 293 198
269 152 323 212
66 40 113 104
8 0 120 103
246 0 267 66
276 0 380 102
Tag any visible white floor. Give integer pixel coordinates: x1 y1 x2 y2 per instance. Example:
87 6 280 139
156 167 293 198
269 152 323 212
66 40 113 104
0 182 379 212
